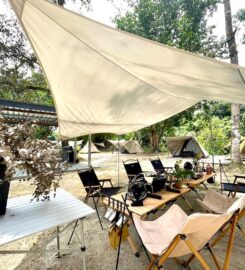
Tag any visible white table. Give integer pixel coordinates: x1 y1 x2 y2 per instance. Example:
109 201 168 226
0 189 95 269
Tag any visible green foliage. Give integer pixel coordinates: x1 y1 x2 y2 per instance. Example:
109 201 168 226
0 13 53 105
197 117 230 155
235 8 245 44
173 160 194 182
115 0 226 57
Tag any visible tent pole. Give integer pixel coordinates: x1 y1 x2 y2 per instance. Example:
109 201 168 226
74 137 77 163
88 134 92 167
117 135 120 187
210 116 215 168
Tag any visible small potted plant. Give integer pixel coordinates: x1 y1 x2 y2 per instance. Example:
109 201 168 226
173 161 194 189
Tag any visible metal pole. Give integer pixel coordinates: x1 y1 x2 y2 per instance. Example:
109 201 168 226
88 134 91 167
74 137 77 163
80 219 86 270
210 118 215 168
57 226 60 258
117 136 120 187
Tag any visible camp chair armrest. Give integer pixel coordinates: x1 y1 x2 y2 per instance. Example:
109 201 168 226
233 175 245 183
83 184 101 189
99 178 113 187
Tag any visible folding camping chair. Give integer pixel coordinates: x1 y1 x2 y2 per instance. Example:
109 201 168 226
150 157 173 174
221 174 245 197
123 159 143 181
132 199 243 270
68 167 121 244
197 189 245 242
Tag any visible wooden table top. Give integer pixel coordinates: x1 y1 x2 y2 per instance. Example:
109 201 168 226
105 188 190 217
183 173 215 188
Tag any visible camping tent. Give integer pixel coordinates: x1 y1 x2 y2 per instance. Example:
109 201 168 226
123 140 144 154
79 141 100 154
10 0 245 140
166 136 209 158
108 139 144 154
94 142 105 149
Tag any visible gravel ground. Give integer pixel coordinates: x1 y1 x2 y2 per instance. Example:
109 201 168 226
1 152 244 270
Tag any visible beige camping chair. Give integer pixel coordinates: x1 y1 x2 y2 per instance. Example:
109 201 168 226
197 189 245 244
133 200 242 270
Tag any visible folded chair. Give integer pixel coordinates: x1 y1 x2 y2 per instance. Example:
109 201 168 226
197 189 245 241
150 157 173 174
132 199 243 270
123 159 143 181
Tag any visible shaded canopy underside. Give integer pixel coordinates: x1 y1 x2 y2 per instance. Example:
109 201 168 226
10 0 245 139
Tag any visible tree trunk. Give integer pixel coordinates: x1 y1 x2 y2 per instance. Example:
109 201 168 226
224 0 241 164
150 124 159 152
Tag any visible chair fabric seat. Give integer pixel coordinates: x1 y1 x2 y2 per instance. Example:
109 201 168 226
133 198 244 257
197 189 238 214
100 187 122 197
133 205 188 255
222 183 245 193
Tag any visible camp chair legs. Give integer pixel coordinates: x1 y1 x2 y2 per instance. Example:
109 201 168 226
127 235 140 257
180 195 193 211
206 244 222 270
236 222 245 237
223 213 238 270
211 210 245 248
147 235 227 270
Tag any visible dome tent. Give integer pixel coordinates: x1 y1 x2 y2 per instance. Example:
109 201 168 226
166 136 209 158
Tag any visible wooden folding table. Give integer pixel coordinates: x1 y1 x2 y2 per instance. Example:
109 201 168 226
0 189 95 270
183 173 215 199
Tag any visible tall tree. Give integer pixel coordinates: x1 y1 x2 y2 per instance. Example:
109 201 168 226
114 0 225 151
0 14 51 104
224 0 242 165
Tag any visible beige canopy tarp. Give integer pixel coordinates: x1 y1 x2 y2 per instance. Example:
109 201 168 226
166 136 209 158
10 0 245 139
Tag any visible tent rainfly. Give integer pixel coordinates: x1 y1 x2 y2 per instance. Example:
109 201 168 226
10 0 245 139
166 136 209 158
108 139 143 154
79 141 100 154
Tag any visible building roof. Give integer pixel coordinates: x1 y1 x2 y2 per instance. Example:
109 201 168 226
0 99 57 126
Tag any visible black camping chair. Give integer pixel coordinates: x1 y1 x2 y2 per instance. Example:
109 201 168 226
150 157 173 174
221 174 245 197
68 167 121 245
79 167 121 204
123 159 143 181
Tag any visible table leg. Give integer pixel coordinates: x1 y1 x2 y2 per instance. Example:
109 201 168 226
191 187 203 200
181 195 193 211
201 182 208 190
57 226 60 258
80 219 86 270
